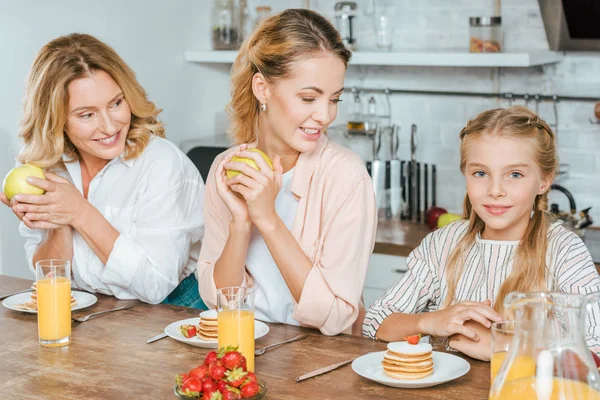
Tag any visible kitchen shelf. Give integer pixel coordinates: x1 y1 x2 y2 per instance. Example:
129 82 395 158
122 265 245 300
184 50 563 68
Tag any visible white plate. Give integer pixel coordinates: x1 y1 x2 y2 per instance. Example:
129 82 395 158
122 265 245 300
352 351 471 389
2 290 98 314
164 317 270 348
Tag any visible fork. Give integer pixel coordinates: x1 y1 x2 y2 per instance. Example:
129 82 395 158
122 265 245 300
254 334 307 356
72 304 133 322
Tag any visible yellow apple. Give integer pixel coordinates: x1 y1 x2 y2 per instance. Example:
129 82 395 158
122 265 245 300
2 164 46 201
226 148 273 179
437 213 462 228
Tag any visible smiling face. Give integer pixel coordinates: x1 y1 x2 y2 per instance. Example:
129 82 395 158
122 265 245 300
464 134 552 241
64 70 131 165
253 53 346 154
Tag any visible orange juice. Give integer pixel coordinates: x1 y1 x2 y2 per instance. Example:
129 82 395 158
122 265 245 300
218 310 255 372
491 352 537 383
37 277 71 346
490 377 600 400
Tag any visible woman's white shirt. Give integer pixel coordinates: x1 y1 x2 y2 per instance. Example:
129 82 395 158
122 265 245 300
245 168 299 325
19 136 205 304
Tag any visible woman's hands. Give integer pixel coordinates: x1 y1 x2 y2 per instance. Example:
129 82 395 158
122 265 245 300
448 320 492 361
223 147 284 232
1 172 90 230
419 300 502 341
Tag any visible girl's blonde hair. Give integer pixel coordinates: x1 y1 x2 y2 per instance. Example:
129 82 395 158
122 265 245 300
18 33 164 169
227 8 351 144
445 105 558 316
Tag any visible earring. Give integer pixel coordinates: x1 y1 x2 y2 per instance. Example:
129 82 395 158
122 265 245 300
260 103 267 112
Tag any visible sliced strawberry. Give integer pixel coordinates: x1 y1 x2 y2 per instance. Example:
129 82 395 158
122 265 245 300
403 334 421 345
179 324 198 338
240 381 260 398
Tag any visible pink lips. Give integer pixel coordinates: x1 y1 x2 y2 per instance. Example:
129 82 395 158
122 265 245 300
299 127 321 141
483 205 512 216
93 130 121 146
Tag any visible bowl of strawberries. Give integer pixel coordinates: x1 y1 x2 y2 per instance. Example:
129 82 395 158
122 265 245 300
174 347 266 400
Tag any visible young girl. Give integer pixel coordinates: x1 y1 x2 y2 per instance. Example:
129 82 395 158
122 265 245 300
197 9 376 336
363 106 600 359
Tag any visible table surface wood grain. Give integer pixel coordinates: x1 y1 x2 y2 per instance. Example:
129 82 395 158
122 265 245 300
0 275 491 400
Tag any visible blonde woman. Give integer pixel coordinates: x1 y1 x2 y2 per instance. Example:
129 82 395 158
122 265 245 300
197 9 377 336
364 106 600 358
0 34 205 307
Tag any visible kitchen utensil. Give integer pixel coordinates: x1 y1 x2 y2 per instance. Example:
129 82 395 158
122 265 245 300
255 334 307 356
146 332 168 344
334 2 357 50
410 124 418 222
432 165 437 207
72 304 133 322
366 128 385 211
295 358 355 382
0 288 33 300
424 164 429 216
416 162 421 222
373 1 394 50
388 125 401 219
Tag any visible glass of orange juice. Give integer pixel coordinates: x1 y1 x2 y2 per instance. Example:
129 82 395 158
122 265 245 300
35 259 71 347
217 286 255 372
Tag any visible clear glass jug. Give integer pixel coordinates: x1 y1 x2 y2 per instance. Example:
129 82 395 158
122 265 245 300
489 292 600 399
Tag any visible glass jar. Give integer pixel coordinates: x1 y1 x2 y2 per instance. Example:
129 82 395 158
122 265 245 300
212 0 239 50
469 16 502 53
254 6 272 29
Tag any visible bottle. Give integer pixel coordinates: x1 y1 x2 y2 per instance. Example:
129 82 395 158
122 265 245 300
212 0 238 50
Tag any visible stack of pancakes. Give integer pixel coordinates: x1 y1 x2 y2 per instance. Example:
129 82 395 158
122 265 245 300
197 310 218 341
15 282 77 311
382 342 434 380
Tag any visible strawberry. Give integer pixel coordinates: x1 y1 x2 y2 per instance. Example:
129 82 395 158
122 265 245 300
240 357 247 372
189 364 208 379
179 324 197 338
225 367 248 388
222 390 242 400
403 334 421 345
202 377 218 393
204 351 219 366
180 376 203 397
240 381 260 398
219 383 242 400
209 361 227 381
221 350 245 371
242 371 258 387
175 373 189 387
202 389 222 400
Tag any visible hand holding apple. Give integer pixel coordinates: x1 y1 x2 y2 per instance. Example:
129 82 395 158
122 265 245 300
215 145 252 224
2 164 46 201
225 148 283 232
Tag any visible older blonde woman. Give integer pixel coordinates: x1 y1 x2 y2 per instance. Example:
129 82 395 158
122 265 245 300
0 33 205 307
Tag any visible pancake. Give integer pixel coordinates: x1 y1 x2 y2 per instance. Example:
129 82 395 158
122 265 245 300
382 341 434 380
197 310 219 341
15 282 77 311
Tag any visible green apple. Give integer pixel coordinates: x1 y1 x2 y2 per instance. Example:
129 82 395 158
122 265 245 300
437 213 462 228
226 148 273 179
2 164 46 201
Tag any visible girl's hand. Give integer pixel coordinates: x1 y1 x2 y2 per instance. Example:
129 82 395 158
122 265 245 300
419 300 501 341
10 172 90 230
225 149 283 231
215 145 251 224
448 320 492 361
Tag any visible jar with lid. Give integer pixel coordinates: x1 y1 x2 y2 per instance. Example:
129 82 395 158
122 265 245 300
212 0 239 50
254 6 272 29
469 16 502 53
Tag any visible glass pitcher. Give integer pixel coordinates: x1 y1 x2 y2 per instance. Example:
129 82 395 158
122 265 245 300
489 292 600 400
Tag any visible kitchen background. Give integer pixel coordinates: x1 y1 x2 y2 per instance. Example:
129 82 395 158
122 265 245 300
1 0 599 285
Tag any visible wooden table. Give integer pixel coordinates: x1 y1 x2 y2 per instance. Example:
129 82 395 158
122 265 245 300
0 276 491 400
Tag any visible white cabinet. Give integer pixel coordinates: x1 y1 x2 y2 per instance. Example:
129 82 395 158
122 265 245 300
363 253 407 308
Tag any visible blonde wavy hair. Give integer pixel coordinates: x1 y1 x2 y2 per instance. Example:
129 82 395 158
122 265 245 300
227 8 352 144
18 33 164 169
445 106 558 317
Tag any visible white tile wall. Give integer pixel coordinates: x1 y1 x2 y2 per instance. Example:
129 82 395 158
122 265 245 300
301 0 600 217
